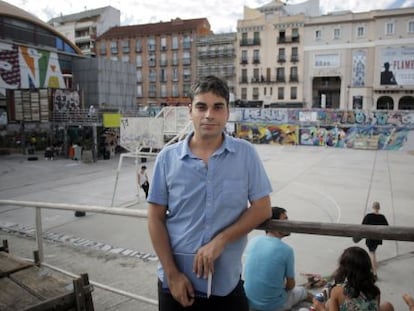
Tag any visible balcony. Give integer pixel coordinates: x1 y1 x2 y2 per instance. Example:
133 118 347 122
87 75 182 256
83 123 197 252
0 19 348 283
239 38 261 46
277 35 300 44
291 55 299 62
239 77 249 84
240 59 248 65
289 75 299 82
160 60 168 67
252 58 260 64
277 55 286 63
276 76 286 83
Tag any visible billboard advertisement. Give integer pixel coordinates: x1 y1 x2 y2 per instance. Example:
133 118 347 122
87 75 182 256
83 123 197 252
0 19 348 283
380 47 414 85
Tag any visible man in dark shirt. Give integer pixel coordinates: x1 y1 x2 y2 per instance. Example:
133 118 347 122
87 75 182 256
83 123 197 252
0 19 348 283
362 201 389 279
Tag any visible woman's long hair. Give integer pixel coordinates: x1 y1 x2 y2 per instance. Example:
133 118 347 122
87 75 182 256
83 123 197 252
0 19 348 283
333 246 380 299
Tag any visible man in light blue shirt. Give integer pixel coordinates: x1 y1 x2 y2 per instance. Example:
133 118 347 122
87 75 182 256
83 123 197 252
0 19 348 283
244 207 313 311
147 75 272 310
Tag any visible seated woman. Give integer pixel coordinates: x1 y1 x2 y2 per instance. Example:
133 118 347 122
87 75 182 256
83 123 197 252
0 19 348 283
312 246 393 311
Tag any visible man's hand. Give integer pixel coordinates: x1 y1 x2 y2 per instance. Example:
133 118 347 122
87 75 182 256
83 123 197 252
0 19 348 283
193 238 225 279
167 272 195 307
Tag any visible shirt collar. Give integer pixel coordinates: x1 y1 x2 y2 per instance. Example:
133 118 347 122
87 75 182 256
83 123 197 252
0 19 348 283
178 131 236 160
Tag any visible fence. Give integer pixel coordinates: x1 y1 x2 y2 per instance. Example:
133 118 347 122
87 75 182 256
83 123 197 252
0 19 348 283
1 199 414 307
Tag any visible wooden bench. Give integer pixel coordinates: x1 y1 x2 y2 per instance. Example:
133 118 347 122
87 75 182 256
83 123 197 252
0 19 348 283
0 240 94 311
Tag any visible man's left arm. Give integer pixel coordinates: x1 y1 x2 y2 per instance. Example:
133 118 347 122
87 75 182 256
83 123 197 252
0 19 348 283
193 195 271 278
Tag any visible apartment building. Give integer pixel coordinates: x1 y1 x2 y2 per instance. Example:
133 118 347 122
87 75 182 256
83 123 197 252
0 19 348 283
96 18 211 108
48 6 120 57
236 0 320 108
196 33 237 97
303 7 414 110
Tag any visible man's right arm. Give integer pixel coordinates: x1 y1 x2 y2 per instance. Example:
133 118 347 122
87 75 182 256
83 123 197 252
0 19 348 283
147 203 195 307
285 277 295 290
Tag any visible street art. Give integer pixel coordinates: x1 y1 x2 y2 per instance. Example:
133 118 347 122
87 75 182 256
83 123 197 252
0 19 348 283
233 108 414 150
0 43 66 96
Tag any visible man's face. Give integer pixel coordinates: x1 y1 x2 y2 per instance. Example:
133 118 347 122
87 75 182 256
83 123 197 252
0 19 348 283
189 92 229 140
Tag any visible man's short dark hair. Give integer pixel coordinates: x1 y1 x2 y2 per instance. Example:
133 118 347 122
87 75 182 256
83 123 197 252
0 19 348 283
271 206 287 220
189 75 229 105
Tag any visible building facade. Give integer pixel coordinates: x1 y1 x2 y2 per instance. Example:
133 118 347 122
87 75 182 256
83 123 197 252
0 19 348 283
96 18 211 108
236 0 320 108
0 0 84 132
48 6 120 57
303 7 414 110
196 33 237 97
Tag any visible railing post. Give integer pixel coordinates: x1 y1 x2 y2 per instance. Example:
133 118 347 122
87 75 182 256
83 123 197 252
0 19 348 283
35 206 44 263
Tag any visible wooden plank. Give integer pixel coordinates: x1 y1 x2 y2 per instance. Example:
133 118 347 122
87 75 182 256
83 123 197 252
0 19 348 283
10 266 73 300
0 252 33 277
0 278 41 311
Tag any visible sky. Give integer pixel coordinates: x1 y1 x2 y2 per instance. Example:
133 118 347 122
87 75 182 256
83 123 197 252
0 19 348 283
4 0 414 33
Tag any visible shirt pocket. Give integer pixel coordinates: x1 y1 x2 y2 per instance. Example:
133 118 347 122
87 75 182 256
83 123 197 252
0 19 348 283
221 179 248 209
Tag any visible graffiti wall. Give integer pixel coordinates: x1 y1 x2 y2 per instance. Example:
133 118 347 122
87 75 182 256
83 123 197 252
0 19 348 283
120 117 164 152
0 42 67 96
232 108 414 150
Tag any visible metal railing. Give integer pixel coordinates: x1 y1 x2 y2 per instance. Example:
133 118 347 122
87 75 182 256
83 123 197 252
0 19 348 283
1 199 414 306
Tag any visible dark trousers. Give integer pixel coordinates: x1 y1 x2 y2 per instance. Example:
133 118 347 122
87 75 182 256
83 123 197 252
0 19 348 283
157 279 249 311
141 183 149 198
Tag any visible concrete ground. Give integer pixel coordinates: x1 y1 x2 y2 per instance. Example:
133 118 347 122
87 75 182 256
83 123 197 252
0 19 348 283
0 145 413 310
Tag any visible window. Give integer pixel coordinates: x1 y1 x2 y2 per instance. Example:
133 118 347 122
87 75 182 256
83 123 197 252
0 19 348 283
172 68 179 81
278 48 286 62
333 28 341 39
357 26 365 37
160 53 167 66
148 53 156 66
183 68 191 81
136 69 142 82
147 37 156 51
386 22 395 35
253 31 260 44
136 55 142 67
149 83 157 97
172 52 178 66
292 28 299 42
241 69 248 83
241 50 248 64
172 83 179 97
135 39 142 52
183 35 191 49
278 87 284 100
110 40 118 54
252 87 259 100
241 88 247 100
290 67 298 82
137 85 142 97
276 67 285 82
409 21 414 33
291 47 298 62
253 68 259 82
290 87 297 100
253 49 260 64
160 68 167 82
122 39 130 53
160 37 167 50
241 32 248 45
315 30 322 40
172 36 179 49
183 51 191 65
149 69 157 82
160 84 167 97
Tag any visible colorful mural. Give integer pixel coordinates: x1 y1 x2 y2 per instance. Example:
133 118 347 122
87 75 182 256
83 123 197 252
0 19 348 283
0 43 66 96
233 108 414 129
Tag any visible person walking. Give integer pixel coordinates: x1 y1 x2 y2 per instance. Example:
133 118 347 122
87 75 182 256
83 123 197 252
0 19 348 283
147 75 272 310
137 165 149 199
362 201 389 279
243 206 313 311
